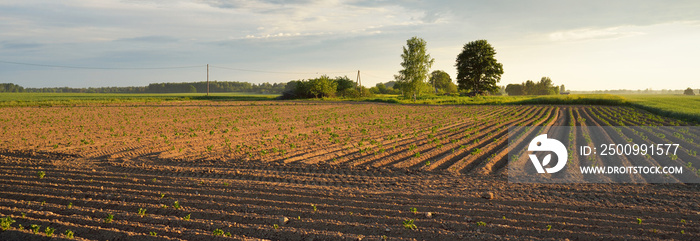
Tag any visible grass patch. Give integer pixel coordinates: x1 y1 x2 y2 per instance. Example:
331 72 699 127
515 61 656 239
622 95 700 123
343 94 699 123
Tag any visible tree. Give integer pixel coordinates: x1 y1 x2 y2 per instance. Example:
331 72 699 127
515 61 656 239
395 36 434 100
455 40 504 93
188 85 197 93
376 83 388 93
429 70 457 94
534 77 558 95
684 87 695 95
523 80 535 95
334 76 355 92
308 75 337 98
505 84 524 96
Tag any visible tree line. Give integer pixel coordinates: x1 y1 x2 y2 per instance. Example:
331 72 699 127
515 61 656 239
145 81 285 94
0 81 286 94
505 77 563 96
0 83 25 92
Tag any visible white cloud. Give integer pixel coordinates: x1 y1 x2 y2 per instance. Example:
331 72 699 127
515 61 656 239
549 26 644 42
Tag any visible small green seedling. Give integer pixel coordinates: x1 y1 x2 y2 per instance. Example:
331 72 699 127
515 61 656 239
311 204 317 212
149 231 157 236
183 213 191 221
225 232 231 237
30 224 40 234
273 224 279 229
213 228 224 236
159 193 165 199
409 207 417 214
67 202 72 209
0 217 15 230
681 230 685 234
403 219 417 230
64 230 74 239
104 214 114 223
37 171 45 179
173 201 181 209
45 227 55 237
476 221 487 226
546 225 552 231
637 218 642 225
138 208 147 217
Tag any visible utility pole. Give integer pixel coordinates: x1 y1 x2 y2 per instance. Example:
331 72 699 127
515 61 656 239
207 64 209 96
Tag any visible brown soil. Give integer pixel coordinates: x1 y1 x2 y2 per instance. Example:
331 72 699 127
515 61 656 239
0 101 698 240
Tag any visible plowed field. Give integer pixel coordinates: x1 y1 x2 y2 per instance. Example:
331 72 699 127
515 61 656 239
0 101 698 240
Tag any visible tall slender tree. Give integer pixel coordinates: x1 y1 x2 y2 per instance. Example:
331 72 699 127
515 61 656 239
395 36 434 100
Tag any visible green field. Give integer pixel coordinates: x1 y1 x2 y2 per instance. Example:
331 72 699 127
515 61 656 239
329 94 699 123
622 95 700 123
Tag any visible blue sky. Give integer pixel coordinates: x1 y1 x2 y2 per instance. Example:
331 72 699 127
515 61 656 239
1 0 699 90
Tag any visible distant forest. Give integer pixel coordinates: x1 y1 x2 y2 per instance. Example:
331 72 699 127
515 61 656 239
571 89 699 95
0 81 286 94
0 82 696 96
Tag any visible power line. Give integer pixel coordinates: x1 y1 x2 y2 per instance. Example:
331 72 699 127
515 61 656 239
0 60 205 70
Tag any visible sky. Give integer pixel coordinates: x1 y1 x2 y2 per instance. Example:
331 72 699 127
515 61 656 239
1 0 699 91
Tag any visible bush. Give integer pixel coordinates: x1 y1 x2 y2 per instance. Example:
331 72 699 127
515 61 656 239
282 75 375 99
